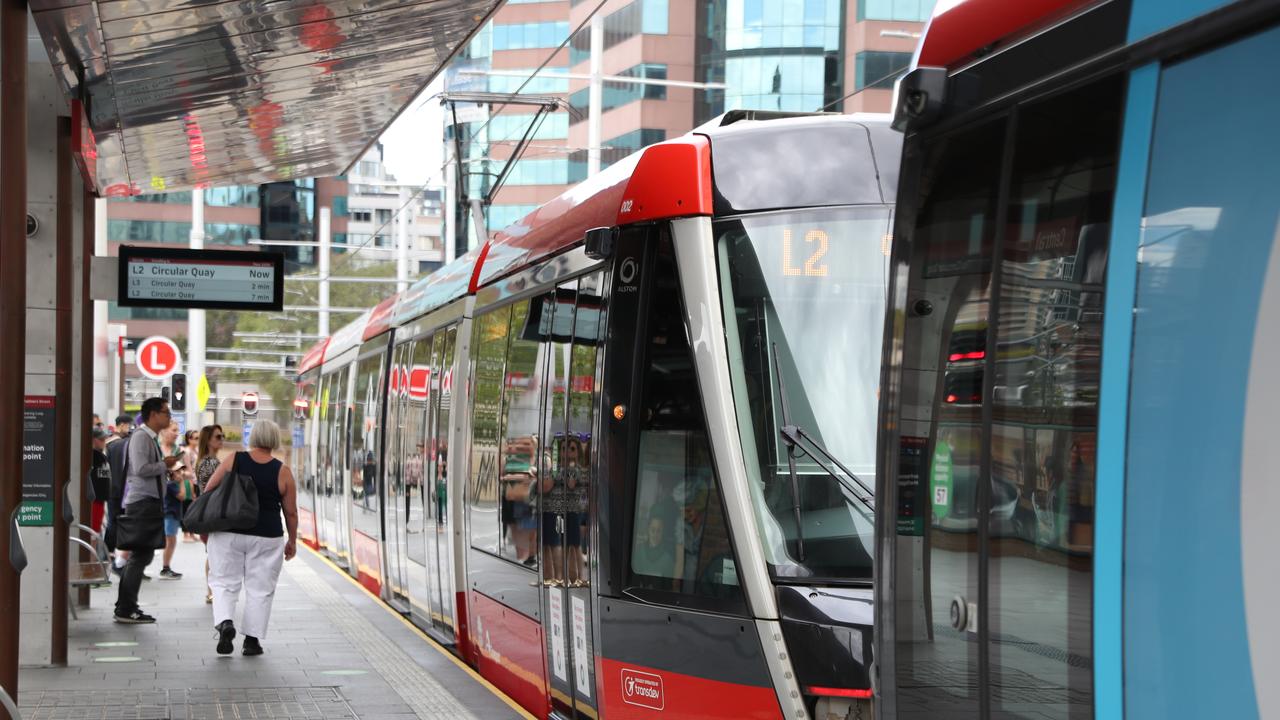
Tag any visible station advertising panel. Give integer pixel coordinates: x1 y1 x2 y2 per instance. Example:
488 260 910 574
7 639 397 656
118 245 285 311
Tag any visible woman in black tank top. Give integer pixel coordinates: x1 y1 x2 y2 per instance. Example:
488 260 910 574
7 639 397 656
203 419 299 657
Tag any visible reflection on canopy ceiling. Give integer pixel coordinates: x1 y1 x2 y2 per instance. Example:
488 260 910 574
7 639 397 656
31 0 500 195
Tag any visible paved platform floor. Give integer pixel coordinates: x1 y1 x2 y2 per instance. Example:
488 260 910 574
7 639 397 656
17 537 530 720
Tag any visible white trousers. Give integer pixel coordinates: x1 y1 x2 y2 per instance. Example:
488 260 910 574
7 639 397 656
207 532 285 639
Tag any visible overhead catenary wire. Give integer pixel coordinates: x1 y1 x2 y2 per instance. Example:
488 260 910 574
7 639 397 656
815 64 912 112
319 1 610 282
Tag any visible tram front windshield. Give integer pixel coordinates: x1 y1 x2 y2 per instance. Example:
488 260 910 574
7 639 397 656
715 205 890 582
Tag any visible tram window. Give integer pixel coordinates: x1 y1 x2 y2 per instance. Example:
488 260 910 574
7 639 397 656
352 353 385 521
987 75 1120 717
468 305 513 556
498 299 547 567
626 238 744 608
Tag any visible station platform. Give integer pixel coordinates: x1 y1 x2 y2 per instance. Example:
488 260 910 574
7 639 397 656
16 541 531 720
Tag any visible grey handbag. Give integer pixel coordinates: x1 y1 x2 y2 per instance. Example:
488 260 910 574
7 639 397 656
182 452 259 533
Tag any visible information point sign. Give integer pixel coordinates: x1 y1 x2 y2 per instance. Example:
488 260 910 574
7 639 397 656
21 396 56 527
136 336 181 379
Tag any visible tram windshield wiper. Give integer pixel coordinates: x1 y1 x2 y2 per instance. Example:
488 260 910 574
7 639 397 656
769 344 875 564
778 424 875 513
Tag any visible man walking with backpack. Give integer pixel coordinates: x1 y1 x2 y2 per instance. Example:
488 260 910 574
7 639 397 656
113 397 181 624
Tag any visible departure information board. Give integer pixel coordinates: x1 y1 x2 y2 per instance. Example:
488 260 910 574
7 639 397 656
118 245 285 311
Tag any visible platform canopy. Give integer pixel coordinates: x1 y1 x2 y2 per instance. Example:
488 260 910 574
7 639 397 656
31 0 499 195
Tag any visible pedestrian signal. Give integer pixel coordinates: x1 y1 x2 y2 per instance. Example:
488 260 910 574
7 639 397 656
171 373 187 412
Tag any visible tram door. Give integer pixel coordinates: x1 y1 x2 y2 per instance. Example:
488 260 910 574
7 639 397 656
385 340 411 610
420 329 456 637
319 367 353 566
883 78 1120 719
540 274 604 719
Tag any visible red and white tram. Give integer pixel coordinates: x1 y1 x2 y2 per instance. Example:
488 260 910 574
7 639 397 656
293 111 899 719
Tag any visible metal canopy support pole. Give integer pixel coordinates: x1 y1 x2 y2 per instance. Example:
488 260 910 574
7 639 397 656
78 185 94 610
587 12 603 178
188 189 206 430
318 207 331 339
52 116 72 666
0 0 27 707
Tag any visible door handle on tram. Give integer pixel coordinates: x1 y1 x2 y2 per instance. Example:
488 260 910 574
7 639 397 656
543 579 564 587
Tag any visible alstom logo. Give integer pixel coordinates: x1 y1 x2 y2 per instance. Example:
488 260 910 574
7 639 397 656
620 668 664 710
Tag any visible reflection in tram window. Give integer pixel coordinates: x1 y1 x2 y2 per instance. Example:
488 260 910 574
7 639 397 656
501 300 548 568
468 306 512 556
627 238 743 603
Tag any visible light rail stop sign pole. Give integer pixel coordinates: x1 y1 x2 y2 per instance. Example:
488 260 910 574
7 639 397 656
135 336 181 380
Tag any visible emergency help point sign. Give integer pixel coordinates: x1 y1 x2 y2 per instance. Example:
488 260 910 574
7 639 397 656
136 336 181 379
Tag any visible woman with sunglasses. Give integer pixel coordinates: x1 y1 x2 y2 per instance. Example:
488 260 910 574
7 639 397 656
195 425 224 603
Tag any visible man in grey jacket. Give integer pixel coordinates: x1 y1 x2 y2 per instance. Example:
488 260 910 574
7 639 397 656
113 397 180 624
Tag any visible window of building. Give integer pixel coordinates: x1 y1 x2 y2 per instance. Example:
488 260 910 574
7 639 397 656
205 185 260 207
855 51 912 90
205 223 258 245
858 0 936 22
493 21 570 51
487 113 569 141
569 64 668 120
501 158 570 186
333 195 349 217
351 210 372 223
570 0 669 64
110 191 193 205
108 219 193 244
488 204 539 231
375 208 394 225
468 24 491 59
726 0 841 52
488 68 570 95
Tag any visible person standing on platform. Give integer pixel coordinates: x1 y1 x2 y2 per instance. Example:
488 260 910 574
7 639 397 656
180 429 200 542
88 427 112 533
108 413 133 445
204 419 298 656
157 422 186 580
195 424 225 603
105 414 136 575
114 397 181 624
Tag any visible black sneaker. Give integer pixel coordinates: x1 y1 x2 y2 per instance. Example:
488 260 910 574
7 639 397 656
242 636 263 657
109 563 124 578
158 568 182 580
215 620 236 655
140 572 152 582
113 609 156 624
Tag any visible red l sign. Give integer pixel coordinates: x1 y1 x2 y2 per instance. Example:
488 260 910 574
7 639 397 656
135 336 181 380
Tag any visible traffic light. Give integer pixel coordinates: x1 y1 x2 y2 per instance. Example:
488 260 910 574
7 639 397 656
242 391 259 416
171 373 187 412
161 386 170 403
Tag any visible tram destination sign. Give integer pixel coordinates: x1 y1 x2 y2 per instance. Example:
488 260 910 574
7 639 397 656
118 245 285 311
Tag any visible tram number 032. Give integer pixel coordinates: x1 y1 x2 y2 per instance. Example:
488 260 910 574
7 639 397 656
782 228 830 277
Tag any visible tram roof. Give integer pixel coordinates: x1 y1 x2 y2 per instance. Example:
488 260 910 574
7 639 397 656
912 0 1102 70
296 114 892 376
31 0 500 195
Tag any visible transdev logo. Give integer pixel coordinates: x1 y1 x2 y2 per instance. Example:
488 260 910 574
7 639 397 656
620 668 664 710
